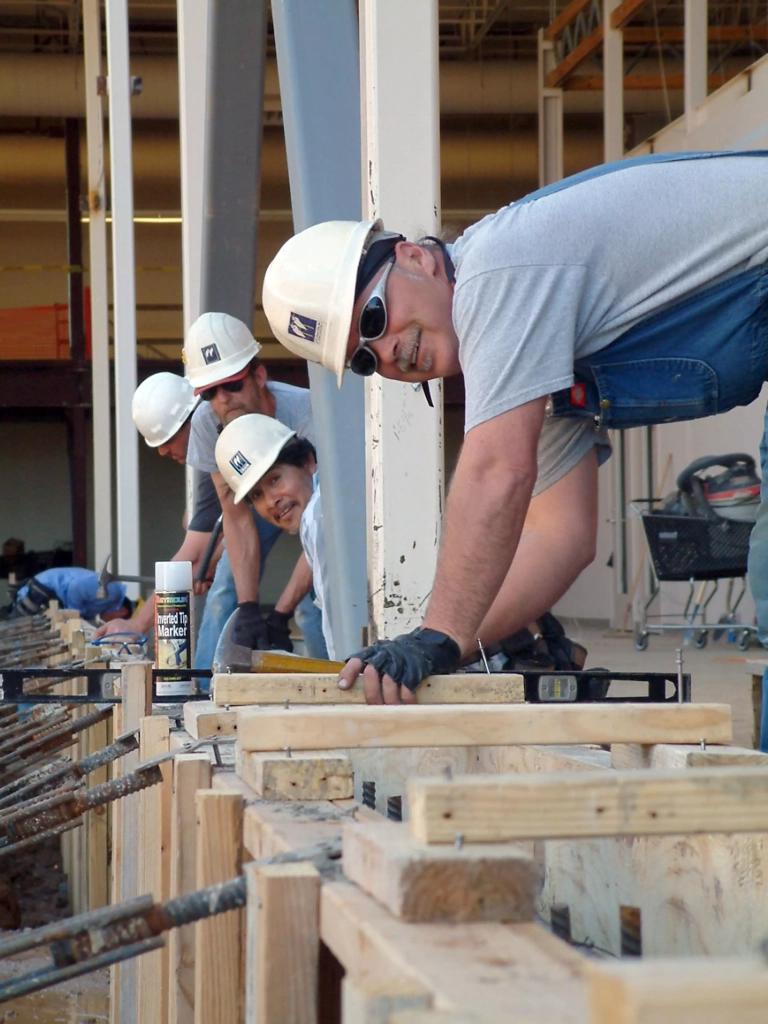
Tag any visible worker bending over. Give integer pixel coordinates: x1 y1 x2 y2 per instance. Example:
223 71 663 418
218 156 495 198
7 567 132 622
263 151 768 704
215 414 335 658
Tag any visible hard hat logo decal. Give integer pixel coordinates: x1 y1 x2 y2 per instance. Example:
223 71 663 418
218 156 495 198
201 343 221 365
288 312 318 343
229 450 251 476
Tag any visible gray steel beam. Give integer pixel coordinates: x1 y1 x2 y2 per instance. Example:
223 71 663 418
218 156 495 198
271 0 368 658
200 0 267 324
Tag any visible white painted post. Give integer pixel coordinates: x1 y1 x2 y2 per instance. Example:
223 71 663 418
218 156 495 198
359 0 444 640
684 0 708 131
104 0 140 591
537 28 563 186
603 0 624 162
83 0 112 569
177 0 210 516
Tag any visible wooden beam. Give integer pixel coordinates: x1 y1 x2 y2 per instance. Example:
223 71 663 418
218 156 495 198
245 861 321 1024
86 712 110 910
588 957 768 1024
547 25 603 87
388 1015 484 1024
623 25 768 44
214 673 524 707
610 743 768 771
194 790 243 1024
566 72 733 90
321 882 589 1023
341 820 539 923
546 0 594 41
169 754 212 1024
236 747 353 801
137 715 173 1024
341 974 431 1024
236 703 732 753
610 0 651 30
408 766 768 844
184 702 238 739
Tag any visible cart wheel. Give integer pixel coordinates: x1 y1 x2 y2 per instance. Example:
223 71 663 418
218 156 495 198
738 630 752 652
693 630 708 650
633 630 649 652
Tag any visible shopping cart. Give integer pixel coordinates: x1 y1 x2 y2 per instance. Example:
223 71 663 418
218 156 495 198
631 454 760 652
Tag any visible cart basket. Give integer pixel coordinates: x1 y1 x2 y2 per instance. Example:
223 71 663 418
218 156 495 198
640 510 753 582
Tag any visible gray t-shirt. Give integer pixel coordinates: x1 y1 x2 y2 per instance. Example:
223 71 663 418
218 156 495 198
188 470 221 533
187 381 315 475
451 155 768 438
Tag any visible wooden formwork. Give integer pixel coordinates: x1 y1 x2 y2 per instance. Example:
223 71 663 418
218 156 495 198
106 674 767 1024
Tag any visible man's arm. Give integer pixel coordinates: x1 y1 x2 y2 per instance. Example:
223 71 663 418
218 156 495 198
212 471 260 602
476 446 598 645
93 528 213 638
274 553 313 615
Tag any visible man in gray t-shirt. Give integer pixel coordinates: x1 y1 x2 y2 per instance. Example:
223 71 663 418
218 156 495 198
262 152 768 703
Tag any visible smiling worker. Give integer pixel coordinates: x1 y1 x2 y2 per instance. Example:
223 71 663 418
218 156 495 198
262 152 768 705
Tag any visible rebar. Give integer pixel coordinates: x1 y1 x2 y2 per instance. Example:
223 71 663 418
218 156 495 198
386 795 403 822
0 705 112 779
362 780 376 809
620 905 642 957
0 710 71 756
550 903 573 944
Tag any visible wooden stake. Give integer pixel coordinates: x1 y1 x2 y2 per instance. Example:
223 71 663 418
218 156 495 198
194 790 243 1024
236 703 732 753
341 974 431 1024
408 766 768 844
168 754 212 1024
137 715 172 1024
236 747 353 801
611 742 768 770
245 861 321 1024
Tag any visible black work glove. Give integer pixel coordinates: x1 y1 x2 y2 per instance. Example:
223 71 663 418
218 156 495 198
350 628 461 693
266 609 293 652
233 602 271 651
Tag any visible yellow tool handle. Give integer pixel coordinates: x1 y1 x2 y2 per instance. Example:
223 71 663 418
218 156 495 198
250 650 346 674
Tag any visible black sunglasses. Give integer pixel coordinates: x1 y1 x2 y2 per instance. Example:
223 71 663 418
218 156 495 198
200 378 246 402
349 256 396 377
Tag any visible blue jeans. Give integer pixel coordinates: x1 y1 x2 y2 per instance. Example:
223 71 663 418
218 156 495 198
194 553 329 671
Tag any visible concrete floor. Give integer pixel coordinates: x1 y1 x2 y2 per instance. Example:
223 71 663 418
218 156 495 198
562 619 764 750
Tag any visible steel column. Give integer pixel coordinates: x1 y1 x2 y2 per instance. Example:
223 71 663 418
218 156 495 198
360 0 444 640
200 0 266 326
604 0 624 161
64 119 88 568
537 29 564 186
271 0 368 658
105 0 140 593
685 0 708 130
83 0 113 571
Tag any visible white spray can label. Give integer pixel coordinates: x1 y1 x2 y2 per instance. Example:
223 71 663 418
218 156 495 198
154 561 196 697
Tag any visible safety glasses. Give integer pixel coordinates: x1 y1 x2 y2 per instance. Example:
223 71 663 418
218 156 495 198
200 378 246 402
348 256 396 377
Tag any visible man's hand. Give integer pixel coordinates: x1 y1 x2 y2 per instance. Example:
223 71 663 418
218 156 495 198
93 616 145 641
266 609 293 652
338 628 461 705
232 601 271 651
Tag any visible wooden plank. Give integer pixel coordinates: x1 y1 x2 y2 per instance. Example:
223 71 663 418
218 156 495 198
184 701 238 739
86 712 110 910
611 743 768 770
194 790 244 1024
214 673 524 707
236 746 353 801
168 754 212 1024
341 974 431 1024
342 820 539 923
389 1014 485 1024
566 73 733 91
408 766 768 844
588 957 768 1024
321 882 589 1024
245 861 321 1024
236 703 732 753
115 661 153 1024
610 0 651 30
546 0 593 41
137 715 173 1024
475 744 609 775
547 26 603 88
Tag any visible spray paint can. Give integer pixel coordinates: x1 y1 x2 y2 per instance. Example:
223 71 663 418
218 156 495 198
154 561 196 697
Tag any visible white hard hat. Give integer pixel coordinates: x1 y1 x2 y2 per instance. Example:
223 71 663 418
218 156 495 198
132 372 199 447
215 413 296 504
263 219 383 387
183 312 261 393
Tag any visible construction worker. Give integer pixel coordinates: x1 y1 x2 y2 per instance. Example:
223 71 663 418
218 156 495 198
94 372 227 666
263 151 768 704
215 415 335 658
9 567 132 621
182 312 327 662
